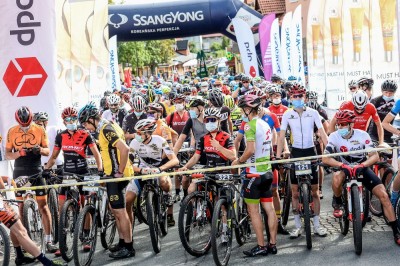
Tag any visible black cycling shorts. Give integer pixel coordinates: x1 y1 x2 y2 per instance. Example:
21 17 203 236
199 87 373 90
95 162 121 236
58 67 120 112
290 147 319 185
13 167 47 198
356 167 382 192
106 179 129 209
242 172 273 204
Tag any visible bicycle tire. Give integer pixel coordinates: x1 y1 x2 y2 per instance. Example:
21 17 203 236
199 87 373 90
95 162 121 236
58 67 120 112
159 192 168 237
369 193 383 217
59 199 78 262
382 167 396 195
73 205 97 266
281 171 291 226
178 191 212 257
211 198 232 266
0 224 10 266
340 192 350 236
100 202 117 249
395 196 400 231
362 188 369 228
23 199 44 249
48 188 59 244
147 190 161 253
136 189 148 225
351 185 363 255
234 195 250 246
301 183 312 250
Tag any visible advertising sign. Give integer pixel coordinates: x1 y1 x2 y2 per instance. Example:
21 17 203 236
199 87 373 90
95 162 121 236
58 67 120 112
280 12 293 79
259 14 275 80
270 18 283 77
291 5 305 85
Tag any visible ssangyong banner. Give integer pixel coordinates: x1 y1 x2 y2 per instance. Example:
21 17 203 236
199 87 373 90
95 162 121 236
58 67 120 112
109 35 121 92
306 0 327 104
0 0 59 144
370 0 399 98
323 0 346 109
280 12 293 79
342 0 372 100
232 17 259 78
270 18 283 78
259 14 275 80
291 5 306 85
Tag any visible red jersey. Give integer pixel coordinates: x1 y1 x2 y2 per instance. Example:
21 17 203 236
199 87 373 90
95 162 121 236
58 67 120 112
165 111 190 135
339 101 380 131
268 104 288 123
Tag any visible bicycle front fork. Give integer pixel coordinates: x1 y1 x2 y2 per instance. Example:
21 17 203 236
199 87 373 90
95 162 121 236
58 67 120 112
346 181 364 221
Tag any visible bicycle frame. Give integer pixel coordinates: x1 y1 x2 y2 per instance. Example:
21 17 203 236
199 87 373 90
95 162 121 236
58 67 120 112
344 178 364 222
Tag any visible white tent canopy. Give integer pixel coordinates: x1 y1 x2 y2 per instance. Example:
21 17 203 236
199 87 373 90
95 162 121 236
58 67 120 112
182 58 197 67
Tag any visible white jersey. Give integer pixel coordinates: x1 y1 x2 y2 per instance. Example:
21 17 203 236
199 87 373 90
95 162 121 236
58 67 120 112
129 135 174 168
324 129 374 164
280 107 323 149
121 102 131 113
42 126 63 166
101 110 117 123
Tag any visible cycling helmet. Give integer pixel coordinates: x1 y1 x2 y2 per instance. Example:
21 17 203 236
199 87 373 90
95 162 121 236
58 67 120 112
161 85 171 94
61 107 77 119
335 110 356 123
357 77 374 88
146 88 155 103
381 80 398 92
348 79 358 89
352 90 368 110
182 85 191 95
168 92 177 101
208 89 224 107
241 75 251 82
306 91 318 100
271 74 282 83
238 94 262 108
134 119 157 133
289 82 306 95
247 88 267 99
221 86 231 95
107 94 121 105
33 111 49 122
269 84 282 95
164 81 173 88
173 94 185 102
104 91 112 97
187 97 206 108
132 95 146 111
283 81 293 91
229 81 236 87
147 103 163 113
204 107 221 118
224 95 235 111
15 106 33 126
154 88 163 95
200 82 208 88
214 80 222 87
78 102 99 124
306 100 319 110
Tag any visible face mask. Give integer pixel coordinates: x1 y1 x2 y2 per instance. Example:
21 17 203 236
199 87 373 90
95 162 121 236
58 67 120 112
338 128 349 137
134 111 143 117
175 104 184 111
20 125 30 131
189 110 198 119
383 95 394 102
272 98 281 105
241 115 249 123
292 99 304 109
66 123 77 131
205 122 218 132
135 134 144 143
147 113 155 120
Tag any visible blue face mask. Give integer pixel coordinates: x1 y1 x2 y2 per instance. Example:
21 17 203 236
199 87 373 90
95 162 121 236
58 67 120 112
241 115 249 123
189 110 198 119
147 113 155 120
292 99 304 109
382 95 394 102
338 128 349 137
134 111 143 117
66 123 77 131
135 134 144 143
205 122 218 132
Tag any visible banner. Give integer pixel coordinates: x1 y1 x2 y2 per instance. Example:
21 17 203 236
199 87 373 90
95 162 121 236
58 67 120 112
342 0 372 100
0 0 59 146
291 5 305 85
306 0 327 104
232 17 259 77
259 14 275 80
270 18 283 77
280 12 293 79
109 35 121 92
370 0 399 98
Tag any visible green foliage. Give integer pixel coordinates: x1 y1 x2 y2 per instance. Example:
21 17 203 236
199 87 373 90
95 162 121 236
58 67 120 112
221 36 230 50
189 41 199 53
210 42 222 52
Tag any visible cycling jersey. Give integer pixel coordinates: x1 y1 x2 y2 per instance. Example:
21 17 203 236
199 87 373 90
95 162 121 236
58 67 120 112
122 112 148 134
182 118 208 146
54 129 95 173
165 111 190 135
162 102 175 115
390 98 400 116
368 96 395 142
280 107 323 149
243 118 272 174
339 101 380 131
268 104 289 123
195 131 234 168
231 106 242 131
153 119 177 144
219 106 231 134
101 109 128 128
129 135 174 167
6 123 49 168
264 99 289 108
238 111 280 135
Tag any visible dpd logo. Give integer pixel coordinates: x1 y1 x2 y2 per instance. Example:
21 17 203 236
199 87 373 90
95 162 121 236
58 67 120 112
249 66 256 77
3 57 47 97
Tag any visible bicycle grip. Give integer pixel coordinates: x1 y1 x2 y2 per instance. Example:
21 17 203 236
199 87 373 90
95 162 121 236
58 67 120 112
191 173 204 179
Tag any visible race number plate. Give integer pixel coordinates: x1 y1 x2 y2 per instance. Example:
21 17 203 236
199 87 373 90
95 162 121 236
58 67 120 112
294 161 312 175
86 156 97 169
62 176 77 184
215 174 234 181
82 176 100 192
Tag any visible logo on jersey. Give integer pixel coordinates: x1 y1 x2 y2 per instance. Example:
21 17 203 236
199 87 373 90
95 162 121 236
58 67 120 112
244 124 250 131
340 146 348 152
365 140 370 144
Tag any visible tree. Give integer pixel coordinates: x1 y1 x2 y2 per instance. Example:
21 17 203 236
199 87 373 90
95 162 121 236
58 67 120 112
210 42 222 52
189 41 199 53
221 36 230 50
118 42 149 75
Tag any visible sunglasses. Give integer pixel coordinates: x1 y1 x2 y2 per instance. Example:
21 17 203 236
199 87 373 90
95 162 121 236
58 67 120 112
109 104 119 107
292 94 303 99
147 111 156 114
214 84 222 87
337 122 349 127
64 117 78 122
204 117 218 123
242 81 249 84
349 87 358 91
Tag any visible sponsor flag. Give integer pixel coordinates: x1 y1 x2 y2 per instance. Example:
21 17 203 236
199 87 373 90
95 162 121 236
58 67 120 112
270 18 283 77
280 12 293 79
291 5 306 85
259 14 275 80
109 35 121 92
232 17 259 78
0 0 59 146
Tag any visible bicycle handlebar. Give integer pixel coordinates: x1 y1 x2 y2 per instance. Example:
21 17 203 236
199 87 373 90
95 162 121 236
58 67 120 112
191 173 260 179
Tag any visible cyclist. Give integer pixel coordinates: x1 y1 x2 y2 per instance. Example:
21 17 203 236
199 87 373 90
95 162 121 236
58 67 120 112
208 89 233 134
78 102 135 259
122 95 147 144
232 75 253 99
231 94 277 256
129 119 179 226
102 94 128 128
348 80 358 95
146 102 179 146
5 106 59 253
276 84 328 238
322 110 400 245
268 85 289 122
357 76 374 100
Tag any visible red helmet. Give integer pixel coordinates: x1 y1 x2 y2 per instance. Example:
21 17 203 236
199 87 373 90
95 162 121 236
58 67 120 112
61 107 78 119
147 103 163 113
289 82 306 96
335 110 356 124
15 106 33 127
247 88 267 99
221 86 231 95
238 94 262 108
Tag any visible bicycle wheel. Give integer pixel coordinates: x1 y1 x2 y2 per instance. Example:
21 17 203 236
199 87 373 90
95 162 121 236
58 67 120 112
73 205 98 266
301 183 312 250
281 172 291 226
100 203 117 249
234 195 250 246
339 192 350 236
23 199 44 250
382 167 396 195
136 189 148 225
211 198 232 266
395 196 400 231
159 192 168 237
351 185 363 255
147 190 161 253
362 188 370 228
0 224 10 266
48 188 59 244
59 199 78 262
178 191 212 257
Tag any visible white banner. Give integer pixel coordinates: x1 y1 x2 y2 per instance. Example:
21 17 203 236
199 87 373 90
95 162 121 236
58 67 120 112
109 35 121 92
291 5 306 85
270 18 283 77
0 0 59 147
281 12 293 79
232 17 259 78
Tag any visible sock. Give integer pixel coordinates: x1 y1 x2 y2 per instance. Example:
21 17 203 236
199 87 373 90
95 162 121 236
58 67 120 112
275 210 282 219
391 190 399 206
45 234 52 243
183 189 188 197
124 241 134 251
15 246 24 258
389 221 399 237
313 215 320 229
294 214 301 229
36 253 52 266
118 238 124 247
175 188 180 195
319 186 322 191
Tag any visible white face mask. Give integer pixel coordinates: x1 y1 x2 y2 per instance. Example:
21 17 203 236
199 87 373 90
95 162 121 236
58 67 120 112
272 98 281 105
175 104 184 111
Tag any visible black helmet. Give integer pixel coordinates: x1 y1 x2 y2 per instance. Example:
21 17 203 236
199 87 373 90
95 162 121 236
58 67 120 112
271 74 282 83
15 106 33 127
33 111 49 122
241 75 251 82
78 102 99 124
187 97 206 108
208 89 224 107
381 80 398 92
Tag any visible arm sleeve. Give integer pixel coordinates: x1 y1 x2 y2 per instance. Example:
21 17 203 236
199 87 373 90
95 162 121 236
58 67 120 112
280 112 289 131
225 134 234 150
390 99 400 115
182 118 193 135
54 133 62 149
324 135 337 154
314 111 323 129
195 136 204 155
84 132 95 147
238 121 245 134
370 105 380 122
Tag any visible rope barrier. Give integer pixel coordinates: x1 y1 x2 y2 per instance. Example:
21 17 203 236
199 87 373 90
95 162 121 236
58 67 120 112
0 146 396 193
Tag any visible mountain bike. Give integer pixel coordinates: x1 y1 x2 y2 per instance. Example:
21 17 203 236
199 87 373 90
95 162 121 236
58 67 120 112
279 163 292 226
0 222 9 266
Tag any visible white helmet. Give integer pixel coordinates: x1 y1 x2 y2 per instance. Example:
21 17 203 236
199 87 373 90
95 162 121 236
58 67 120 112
132 95 146 111
107 94 121 105
352 89 368 110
